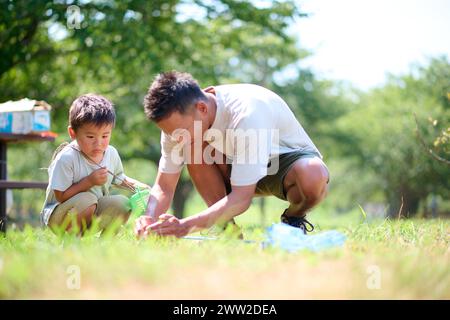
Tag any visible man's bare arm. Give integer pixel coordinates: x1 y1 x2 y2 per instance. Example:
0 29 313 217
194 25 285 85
145 170 181 220
176 184 256 235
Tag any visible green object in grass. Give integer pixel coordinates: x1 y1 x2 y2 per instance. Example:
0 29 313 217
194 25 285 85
129 187 150 218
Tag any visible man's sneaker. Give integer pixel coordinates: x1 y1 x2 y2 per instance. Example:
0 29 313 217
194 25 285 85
280 211 314 234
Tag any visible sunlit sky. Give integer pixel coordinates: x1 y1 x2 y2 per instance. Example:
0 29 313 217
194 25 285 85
292 0 450 90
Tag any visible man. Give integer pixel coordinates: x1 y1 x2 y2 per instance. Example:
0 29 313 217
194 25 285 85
135 71 329 238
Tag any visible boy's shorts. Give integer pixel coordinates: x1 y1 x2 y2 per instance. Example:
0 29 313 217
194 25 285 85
255 150 329 201
41 192 130 227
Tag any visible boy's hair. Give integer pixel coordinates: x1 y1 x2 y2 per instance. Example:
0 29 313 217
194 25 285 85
143 71 207 122
69 94 116 131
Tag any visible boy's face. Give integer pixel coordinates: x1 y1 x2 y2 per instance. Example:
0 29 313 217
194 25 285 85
68 123 113 161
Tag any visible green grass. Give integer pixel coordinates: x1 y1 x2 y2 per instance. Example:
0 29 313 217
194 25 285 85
0 199 449 299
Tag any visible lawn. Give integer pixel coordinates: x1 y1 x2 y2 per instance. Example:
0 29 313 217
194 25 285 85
0 197 449 299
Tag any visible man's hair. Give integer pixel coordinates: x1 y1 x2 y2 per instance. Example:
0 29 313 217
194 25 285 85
143 71 207 122
69 94 116 131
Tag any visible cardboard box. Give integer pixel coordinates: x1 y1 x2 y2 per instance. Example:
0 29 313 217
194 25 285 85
0 98 51 134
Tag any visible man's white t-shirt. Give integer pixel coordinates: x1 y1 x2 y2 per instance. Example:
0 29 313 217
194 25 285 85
159 84 322 186
41 141 127 224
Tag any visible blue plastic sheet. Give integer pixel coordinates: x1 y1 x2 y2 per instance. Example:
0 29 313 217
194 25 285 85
264 222 346 252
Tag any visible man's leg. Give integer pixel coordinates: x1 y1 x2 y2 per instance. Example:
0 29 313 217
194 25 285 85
283 157 329 219
187 142 230 207
186 142 240 234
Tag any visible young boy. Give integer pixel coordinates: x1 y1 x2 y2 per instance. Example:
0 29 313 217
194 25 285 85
41 94 149 233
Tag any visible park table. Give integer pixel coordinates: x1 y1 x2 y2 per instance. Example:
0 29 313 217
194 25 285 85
0 132 56 232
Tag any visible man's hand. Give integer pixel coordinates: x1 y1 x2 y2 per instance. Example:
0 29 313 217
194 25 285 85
142 214 189 238
88 167 108 186
134 215 157 238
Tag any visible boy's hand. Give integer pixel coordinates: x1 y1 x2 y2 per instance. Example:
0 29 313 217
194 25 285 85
135 182 151 190
88 167 108 186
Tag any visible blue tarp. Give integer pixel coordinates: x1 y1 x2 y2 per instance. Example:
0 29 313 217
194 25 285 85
264 222 346 252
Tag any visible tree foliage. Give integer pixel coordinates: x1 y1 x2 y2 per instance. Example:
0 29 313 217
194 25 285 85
335 57 450 217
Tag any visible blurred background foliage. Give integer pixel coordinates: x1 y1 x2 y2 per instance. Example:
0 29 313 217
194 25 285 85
0 0 448 225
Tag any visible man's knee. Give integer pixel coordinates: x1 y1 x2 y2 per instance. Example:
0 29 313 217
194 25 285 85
292 158 329 202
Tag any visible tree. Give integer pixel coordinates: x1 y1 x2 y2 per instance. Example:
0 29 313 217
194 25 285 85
335 57 450 217
0 0 305 217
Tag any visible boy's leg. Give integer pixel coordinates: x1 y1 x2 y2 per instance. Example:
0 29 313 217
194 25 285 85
96 195 130 230
48 192 98 233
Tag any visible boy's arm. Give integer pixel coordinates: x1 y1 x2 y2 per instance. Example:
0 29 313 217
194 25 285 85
143 184 255 237
54 168 107 203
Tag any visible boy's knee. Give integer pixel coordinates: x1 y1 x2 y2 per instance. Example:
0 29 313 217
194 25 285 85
81 204 97 220
75 192 98 209
48 192 98 228
97 195 131 228
86 203 97 213
109 195 130 212
73 194 98 222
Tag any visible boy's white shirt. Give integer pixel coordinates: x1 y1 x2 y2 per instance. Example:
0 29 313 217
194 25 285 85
159 84 322 186
40 141 127 224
